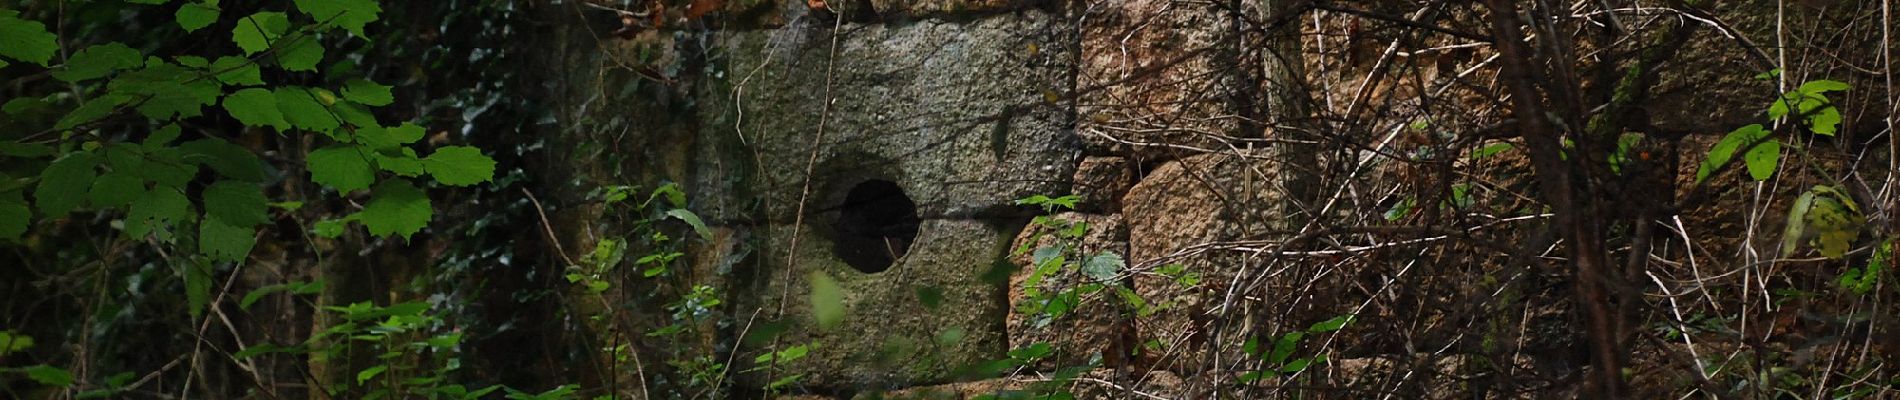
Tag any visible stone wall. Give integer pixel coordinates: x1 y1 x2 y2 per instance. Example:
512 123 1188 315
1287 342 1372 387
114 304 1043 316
545 0 1900 396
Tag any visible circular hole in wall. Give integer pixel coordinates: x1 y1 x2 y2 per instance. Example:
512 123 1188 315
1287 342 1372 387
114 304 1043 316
831 180 921 274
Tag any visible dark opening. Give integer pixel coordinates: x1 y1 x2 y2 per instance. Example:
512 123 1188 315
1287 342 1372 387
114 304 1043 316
831 180 921 274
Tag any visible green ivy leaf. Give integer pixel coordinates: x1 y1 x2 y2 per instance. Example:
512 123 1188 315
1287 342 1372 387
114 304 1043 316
0 191 30 242
293 0 383 37
342 79 394 106
275 35 323 72
0 10 59 66
126 188 192 239
422 146 496 186
276 87 340 134
808 271 846 329
175 1 221 32
52 42 144 82
209 56 263 86
1743 139 1780 181
354 179 432 240
180 138 267 182
203 181 270 227
36 152 100 216
1780 190 1818 258
307 146 375 192
200 216 257 262
222 88 288 130
232 12 289 55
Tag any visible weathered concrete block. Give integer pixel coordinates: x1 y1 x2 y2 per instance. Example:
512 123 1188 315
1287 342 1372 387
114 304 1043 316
1071 156 1133 213
745 219 1017 389
695 13 1079 224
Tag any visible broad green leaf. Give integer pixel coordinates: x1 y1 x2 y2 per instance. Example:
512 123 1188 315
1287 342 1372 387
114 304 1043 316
808 271 845 329
276 87 340 134
140 147 199 188
1798 79 1850 94
144 124 182 149
209 56 263 86
1743 139 1780 181
354 179 432 240
1081 252 1123 282
1469 142 1513 159
175 1 221 32
1697 124 1766 183
52 43 143 82
1308 314 1354 332
232 12 289 55
111 60 222 120
0 330 33 356
183 258 212 318
36 152 100 215
1809 106 1842 136
373 148 425 177
1269 331 1303 364
180 138 267 182
223 88 288 130
664 209 713 240
0 10 59 66
0 191 29 241
55 94 133 130
307 146 375 192
203 180 269 227
200 216 257 262
313 218 346 238
1805 195 1862 259
22 364 73 387
0 142 53 158
356 123 424 150
87 172 143 208
103 142 146 171
423 146 496 186
293 0 383 37
174 55 208 67
125 188 192 238
342 79 394 106
275 35 323 72
1780 191 1818 257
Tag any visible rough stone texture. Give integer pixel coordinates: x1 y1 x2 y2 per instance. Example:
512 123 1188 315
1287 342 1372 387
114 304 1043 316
1120 150 1288 371
1071 156 1133 213
1077 0 1246 160
695 13 1079 224
743 219 1017 388
1005 212 1133 368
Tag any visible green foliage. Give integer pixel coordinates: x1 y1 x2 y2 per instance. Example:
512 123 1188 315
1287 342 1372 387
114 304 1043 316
0 10 58 66
1238 314 1353 383
1839 240 1889 295
1779 185 1863 259
1769 80 1850 135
